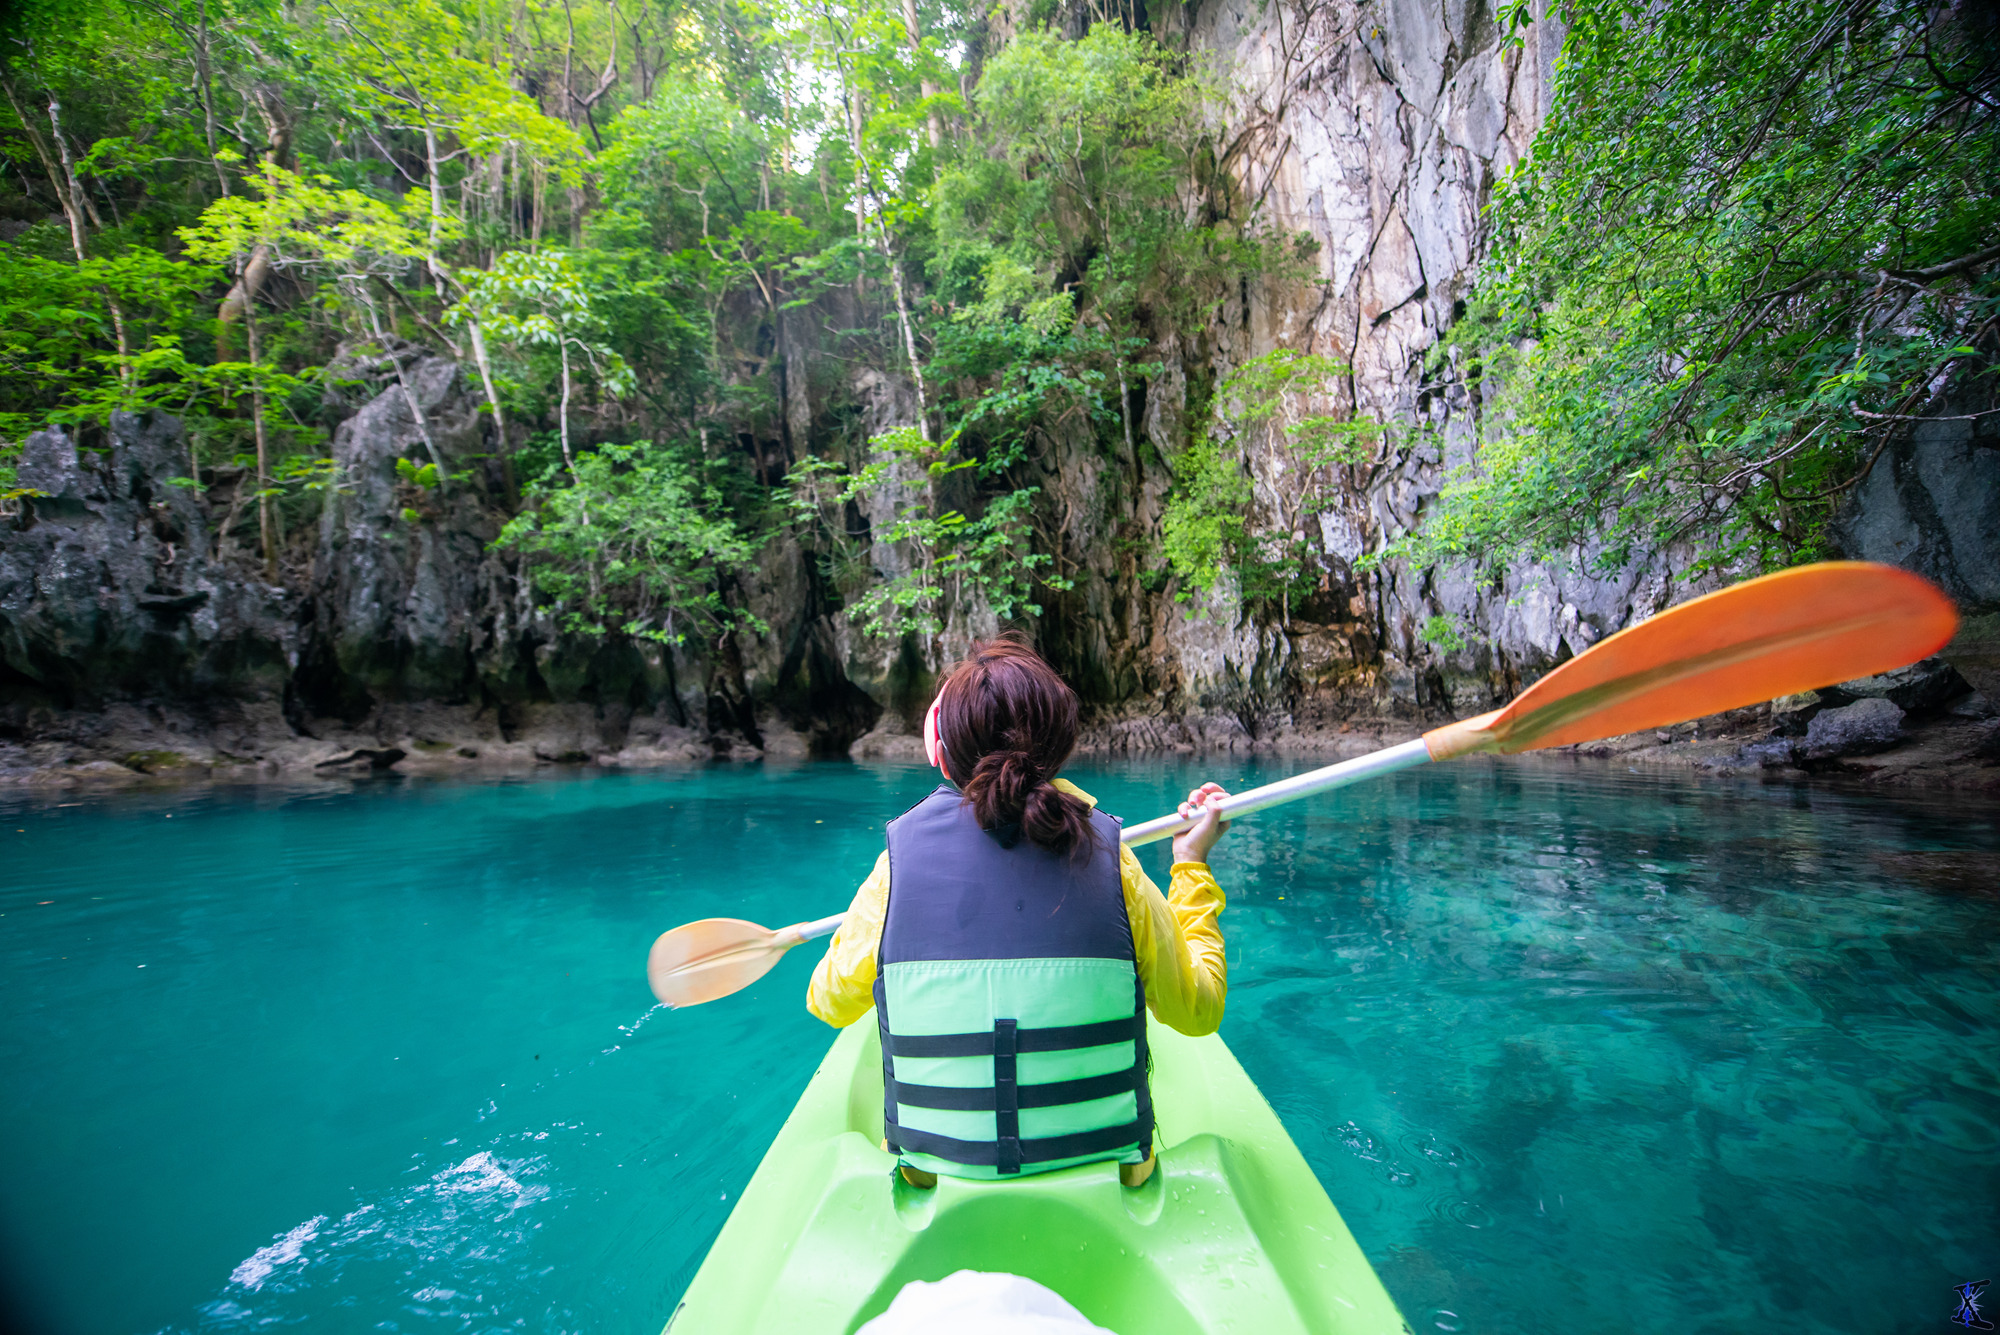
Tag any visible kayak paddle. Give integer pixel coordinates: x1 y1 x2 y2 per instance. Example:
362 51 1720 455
646 913 847 1008
647 560 1956 1008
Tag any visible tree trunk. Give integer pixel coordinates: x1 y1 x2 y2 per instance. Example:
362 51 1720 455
467 319 517 503
1116 357 1135 457
838 85 930 438
420 122 453 308
1 76 82 251
40 87 131 380
885 256 929 440
558 338 575 472
559 337 589 527
900 0 945 150
195 0 229 198
218 83 294 346
245 305 276 576
367 303 452 496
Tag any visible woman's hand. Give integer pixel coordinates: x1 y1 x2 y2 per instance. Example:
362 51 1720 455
1171 781 1231 864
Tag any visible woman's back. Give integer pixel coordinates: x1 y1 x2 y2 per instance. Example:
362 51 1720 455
876 784 1150 1180
806 632 1235 1186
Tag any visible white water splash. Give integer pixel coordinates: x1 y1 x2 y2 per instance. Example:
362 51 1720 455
603 1002 668 1054
228 1215 324 1291
202 1149 556 1327
618 1002 667 1038
431 1150 546 1210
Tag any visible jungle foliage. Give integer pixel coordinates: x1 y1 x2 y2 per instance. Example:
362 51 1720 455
7 0 1991 655
0 0 1289 647
1401 0 2000 578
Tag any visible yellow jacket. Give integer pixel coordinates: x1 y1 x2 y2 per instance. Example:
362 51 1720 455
806 779 1228 1035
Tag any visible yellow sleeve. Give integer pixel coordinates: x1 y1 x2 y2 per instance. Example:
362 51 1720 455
805 851 889 1027
1122 845 1227 1036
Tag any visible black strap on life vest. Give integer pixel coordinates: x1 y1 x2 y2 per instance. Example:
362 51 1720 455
877 978 1153 1173
882 1119 1149 1169
887 1066 1142 1112
994 1018 1021 1174
881 1014 1142 1059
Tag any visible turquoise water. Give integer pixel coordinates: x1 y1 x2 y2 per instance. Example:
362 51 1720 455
1 759 1995 1335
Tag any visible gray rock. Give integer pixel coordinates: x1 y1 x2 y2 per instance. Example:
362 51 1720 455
1803 697 1906 758
1825 657 1970 713
1769 691 1824 736
1949 692 1996 720
1830 405 2000 629
304 348 508 716
0 411 291 716
1715 737 1798 770
1942 612 2000 706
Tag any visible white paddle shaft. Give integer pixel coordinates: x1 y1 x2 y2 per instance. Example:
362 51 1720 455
1117 736 1434 846
780 736 1434 942
789 913 846 943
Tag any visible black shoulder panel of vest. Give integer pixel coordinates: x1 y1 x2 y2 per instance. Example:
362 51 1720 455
880 785 1131 964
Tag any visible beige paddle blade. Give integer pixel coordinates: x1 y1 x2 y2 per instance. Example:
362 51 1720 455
1424 561 1959 760
647 917 797 1008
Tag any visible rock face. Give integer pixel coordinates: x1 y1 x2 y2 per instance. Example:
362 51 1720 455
1822 658 1972 714
300 352 512 718
1059 0 1699 728
0 352 885 780
0 411 291 714
1830 405 2000 698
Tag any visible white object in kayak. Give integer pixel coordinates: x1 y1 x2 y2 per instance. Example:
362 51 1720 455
856 1270 1119 1335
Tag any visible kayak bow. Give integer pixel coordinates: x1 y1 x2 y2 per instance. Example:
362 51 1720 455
663 1018 1411 1334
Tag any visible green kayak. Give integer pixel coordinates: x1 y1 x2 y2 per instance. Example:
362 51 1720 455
663 1017 1412 1334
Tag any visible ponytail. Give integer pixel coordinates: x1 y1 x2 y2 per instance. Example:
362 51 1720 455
934 634 1097 858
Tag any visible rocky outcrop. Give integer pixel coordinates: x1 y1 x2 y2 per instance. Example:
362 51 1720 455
1055 0 1680 730
0 347 897 783
0 411 292 715
299 352 514 717
1804 698 1907 759
1830 403 2000 698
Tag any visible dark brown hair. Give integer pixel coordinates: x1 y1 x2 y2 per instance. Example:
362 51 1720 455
933 632 1096 857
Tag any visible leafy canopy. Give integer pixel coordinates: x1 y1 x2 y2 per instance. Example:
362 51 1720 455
1397 0 2000 578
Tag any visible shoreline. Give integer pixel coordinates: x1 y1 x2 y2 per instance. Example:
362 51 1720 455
5 701 1995 795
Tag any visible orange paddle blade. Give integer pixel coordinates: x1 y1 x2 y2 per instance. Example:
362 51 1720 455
1424 562 1958 760
647 917 796 1008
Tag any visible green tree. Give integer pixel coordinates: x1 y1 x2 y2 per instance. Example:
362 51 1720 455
791 427 1068 643
181 163 439 560
450 249 633 479
934 26 1303 456
1162 350 1376 620
1398 0 2000 579
496 441 763 644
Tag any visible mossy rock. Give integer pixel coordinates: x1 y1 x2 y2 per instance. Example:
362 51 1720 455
120 750 190 774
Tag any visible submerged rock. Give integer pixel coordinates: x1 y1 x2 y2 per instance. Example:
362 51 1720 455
1804 698 1907 759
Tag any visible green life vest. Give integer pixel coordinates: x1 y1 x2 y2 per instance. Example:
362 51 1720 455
873 785 1154 1180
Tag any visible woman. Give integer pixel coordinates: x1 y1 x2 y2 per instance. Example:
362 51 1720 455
808 634 1231 1188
